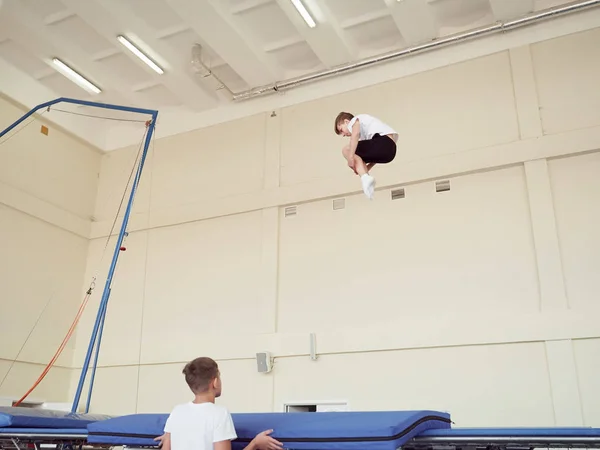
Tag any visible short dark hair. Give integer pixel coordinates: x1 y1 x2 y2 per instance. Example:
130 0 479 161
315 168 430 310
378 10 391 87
334 112 354 134
182 357 219 393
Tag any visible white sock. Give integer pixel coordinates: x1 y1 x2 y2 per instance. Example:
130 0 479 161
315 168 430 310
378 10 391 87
361 174 375 199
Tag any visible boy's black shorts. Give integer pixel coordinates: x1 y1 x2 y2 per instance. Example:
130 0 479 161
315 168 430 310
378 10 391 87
355 133 397 164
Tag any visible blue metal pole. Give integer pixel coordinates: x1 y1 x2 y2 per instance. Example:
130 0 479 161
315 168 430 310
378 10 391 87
71 112 158 413
0 98 65 138
1 97 157 139
84 292 108 413
59 97 158 116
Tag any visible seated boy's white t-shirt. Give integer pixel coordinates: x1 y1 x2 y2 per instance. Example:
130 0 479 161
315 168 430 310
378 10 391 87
164 402 237 450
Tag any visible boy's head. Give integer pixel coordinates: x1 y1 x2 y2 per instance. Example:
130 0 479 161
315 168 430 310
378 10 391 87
334 112 354 137
182 357 222 397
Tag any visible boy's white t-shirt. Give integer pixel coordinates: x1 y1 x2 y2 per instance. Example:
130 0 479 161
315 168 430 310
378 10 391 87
346 114 398 143
164 402 237 450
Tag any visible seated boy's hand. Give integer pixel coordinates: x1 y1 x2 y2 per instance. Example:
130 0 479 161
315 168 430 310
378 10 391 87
154 434 165 447
253 430 284 450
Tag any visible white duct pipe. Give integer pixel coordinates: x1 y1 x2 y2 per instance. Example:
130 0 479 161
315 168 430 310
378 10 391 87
232 0 600 101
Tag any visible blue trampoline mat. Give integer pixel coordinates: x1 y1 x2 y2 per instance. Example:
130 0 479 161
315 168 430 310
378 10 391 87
87 413 167 446
0 407 112 429
87 410 452 449
4 407 600 449
0 427 87 435
420 427 600 437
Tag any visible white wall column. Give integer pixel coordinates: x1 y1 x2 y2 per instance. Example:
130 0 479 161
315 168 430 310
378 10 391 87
263 110 281 190
545 339 584 425
524 159 568 311
524 157 583 425
260 110 282 333
509 45 543 139
259 207 280 333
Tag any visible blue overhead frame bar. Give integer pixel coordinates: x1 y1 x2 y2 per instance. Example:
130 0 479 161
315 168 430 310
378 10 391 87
0 97 157 138
0 97 158 413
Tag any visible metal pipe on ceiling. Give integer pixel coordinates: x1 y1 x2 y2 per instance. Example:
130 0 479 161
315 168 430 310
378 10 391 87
232 0 600 101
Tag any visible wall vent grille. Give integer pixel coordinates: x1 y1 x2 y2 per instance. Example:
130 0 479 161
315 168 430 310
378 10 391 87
333 198 345 210
284 206 297 217
391 188 405 200
436 180 451 192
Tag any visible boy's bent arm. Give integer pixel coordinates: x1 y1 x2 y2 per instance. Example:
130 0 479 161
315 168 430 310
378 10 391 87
215 438 259 450
215 440 232 450
347 120 361 161
161 433 171 450
242 440 257 450
247 430 283 450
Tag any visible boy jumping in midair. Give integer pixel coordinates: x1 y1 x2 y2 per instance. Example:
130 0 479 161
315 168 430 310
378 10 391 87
334 112 398 199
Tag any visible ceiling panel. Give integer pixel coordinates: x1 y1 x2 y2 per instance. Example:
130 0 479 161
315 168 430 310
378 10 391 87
133 84 183 107
234 1 300 47
324 0 389 24
37 71 93 98
47 14 114 55
345 15 405 55
94 52 156 87
430 0 494 31
19 0 68 20
0 39 48 74
267 40 323 75
126 0 185 32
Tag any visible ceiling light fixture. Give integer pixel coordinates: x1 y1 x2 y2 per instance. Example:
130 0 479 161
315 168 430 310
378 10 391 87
290 0 316 28
51 58 101 94
117 35 164 75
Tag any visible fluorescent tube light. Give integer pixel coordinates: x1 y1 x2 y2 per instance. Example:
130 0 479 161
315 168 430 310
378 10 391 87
117 35 164 74
51 58 101 94
290 0 316 28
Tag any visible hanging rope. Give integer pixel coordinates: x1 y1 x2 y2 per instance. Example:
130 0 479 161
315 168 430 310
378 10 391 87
0 109 48 147
102 125 148 255
49 107 148 123
134 123 156 413
11 278 96 406
0 286 56 393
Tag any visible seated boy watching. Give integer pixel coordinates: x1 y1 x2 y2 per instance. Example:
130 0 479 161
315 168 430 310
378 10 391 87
155 357 283 450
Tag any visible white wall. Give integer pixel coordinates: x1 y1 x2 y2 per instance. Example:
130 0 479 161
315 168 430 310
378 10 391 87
278 166 539 331
63 26 600 427
0 95 101 403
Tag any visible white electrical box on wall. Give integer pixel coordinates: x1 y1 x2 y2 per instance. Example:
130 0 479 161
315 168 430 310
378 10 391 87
256 352 273 373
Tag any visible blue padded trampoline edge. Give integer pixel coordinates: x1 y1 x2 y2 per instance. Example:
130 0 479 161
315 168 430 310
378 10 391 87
87 411 452 449
0 428 88 435
420 427 600 437
5 407 600 449
0 407 112 428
